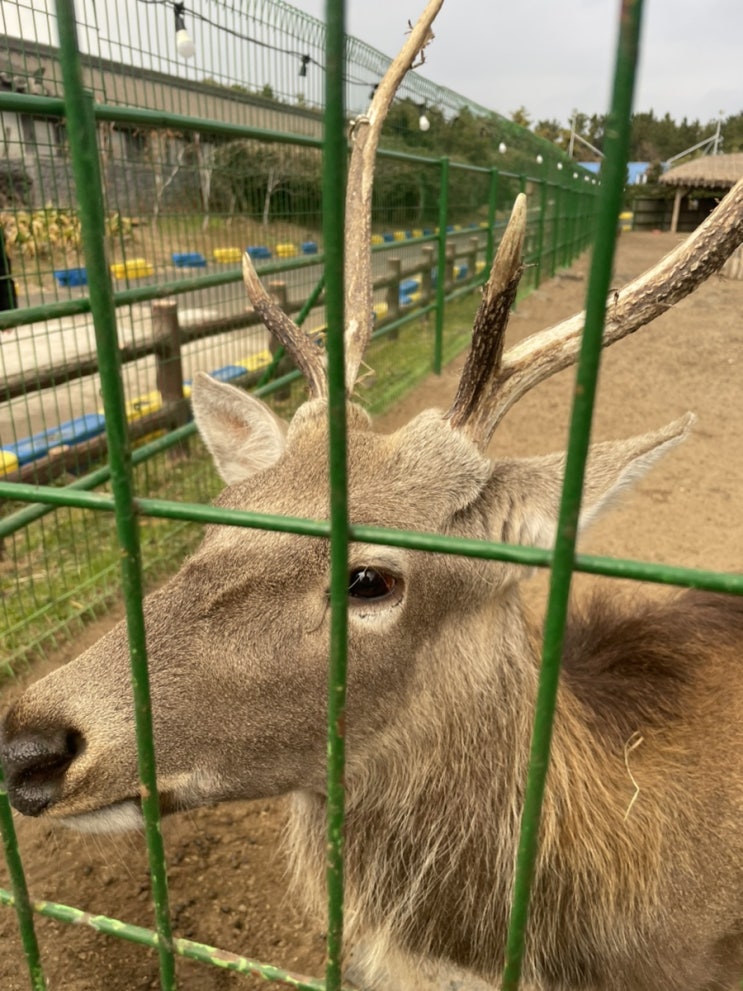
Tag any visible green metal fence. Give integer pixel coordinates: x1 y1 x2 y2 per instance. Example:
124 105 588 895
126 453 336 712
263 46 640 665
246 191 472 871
4 0 740 989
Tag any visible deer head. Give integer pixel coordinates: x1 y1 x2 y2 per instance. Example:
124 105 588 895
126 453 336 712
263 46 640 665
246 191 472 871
1 0 742 839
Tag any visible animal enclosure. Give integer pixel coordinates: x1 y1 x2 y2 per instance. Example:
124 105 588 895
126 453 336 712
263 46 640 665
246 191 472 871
1 2 743 991
1 230 742 991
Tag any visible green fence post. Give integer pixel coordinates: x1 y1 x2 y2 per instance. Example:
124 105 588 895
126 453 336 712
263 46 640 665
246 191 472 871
564 185 573 266
534 178 548 289
433 156 450 375
501 1 645 988
0 768 46 990
53 2 176 988
323 1 348 989
579 185 591 250
550 182 562 277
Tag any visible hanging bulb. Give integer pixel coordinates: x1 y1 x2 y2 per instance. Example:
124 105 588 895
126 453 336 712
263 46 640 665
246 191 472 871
417 103 430 132
176 29 195 59
556 162 563 170
498 142 507 154
299 55 311 78
174 3 196 60
536 154 544 165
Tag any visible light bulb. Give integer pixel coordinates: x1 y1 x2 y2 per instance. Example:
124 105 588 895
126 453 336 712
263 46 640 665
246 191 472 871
419 114 430 132
176 28 195 59
498 142 507 154
556 162 563 170
536 154 543 165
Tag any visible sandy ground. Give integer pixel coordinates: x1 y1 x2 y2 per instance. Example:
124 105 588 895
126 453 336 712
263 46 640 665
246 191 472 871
1 231 741 990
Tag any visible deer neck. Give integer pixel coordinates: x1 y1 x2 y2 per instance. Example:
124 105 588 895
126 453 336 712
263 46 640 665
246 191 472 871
286 592 533 945
286 588 663 981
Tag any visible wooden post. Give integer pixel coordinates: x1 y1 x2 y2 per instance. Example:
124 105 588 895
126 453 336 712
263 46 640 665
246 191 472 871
152 298 188 458
670 188 685 234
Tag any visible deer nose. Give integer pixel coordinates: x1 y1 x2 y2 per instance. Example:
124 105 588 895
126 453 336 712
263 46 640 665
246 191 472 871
0 724 83 817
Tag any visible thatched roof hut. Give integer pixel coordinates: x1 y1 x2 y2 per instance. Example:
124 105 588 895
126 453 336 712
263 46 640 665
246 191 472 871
659 153 743 231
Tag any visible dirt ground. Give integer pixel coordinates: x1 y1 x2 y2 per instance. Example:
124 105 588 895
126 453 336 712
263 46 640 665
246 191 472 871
1 230 742 990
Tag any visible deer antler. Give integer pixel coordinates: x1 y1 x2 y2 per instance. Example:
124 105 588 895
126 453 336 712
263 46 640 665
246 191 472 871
448 176 743 450
447 194 526 445
241 0 444 400
242 252 328 399
344 0 444 392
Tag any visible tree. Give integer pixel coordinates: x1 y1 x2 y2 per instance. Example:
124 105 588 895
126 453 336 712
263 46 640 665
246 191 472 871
148 129 192 226
194 133 217 231
211 140 322 226
439 107 495 165
510 105 532 129
534 118 566 144
722 112 743 152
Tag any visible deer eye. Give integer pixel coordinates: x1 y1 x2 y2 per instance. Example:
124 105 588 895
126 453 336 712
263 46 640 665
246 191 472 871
348 567 397 601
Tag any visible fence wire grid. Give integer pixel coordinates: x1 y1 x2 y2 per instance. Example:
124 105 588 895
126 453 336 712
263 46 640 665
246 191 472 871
0 0 594 671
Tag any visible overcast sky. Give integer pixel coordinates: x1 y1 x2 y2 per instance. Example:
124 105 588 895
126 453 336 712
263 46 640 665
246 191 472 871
290 0 742 127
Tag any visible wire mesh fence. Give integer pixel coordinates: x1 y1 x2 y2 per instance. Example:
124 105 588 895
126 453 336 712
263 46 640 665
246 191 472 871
9 0 740 989
0 0 595 672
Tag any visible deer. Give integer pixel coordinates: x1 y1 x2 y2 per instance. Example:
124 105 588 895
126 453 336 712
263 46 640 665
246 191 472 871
2 1 743 988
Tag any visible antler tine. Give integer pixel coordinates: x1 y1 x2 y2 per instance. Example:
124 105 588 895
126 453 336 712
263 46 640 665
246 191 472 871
446 194 527 448
477 176 743 434
242 252 327 399
344 0 444 394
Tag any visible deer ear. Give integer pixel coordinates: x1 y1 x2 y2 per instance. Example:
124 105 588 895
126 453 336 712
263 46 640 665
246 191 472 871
486 414 694 558
191 372 287 484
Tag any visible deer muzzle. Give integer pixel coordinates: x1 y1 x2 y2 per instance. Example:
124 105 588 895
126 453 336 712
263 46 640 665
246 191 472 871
0 722 83 816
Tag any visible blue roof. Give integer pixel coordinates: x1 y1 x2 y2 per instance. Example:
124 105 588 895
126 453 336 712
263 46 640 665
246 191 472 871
627 162 650 183
578 161 650 183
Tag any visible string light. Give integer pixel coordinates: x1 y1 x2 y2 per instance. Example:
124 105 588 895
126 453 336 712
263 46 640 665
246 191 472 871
536 154 543 164
174 2 195 59
498 142 507 154
418 103 430 131
143 0 544 143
